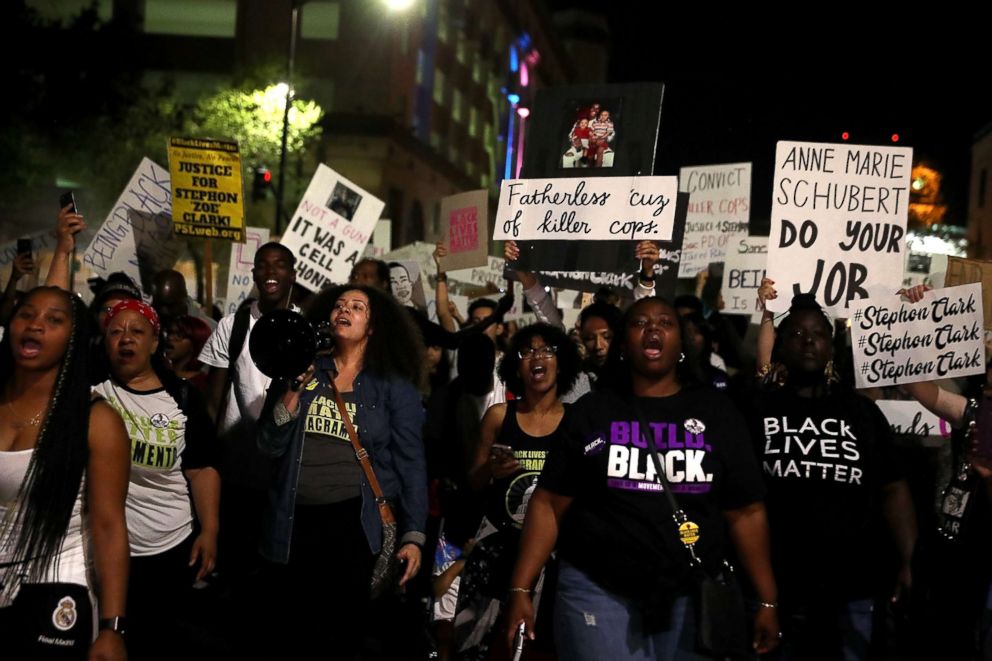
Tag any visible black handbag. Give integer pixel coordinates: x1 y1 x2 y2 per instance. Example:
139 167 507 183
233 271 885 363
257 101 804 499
633 405 749 658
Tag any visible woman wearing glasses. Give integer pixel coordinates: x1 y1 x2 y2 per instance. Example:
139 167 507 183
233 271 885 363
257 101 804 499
454 323 580 659
258 284 427 659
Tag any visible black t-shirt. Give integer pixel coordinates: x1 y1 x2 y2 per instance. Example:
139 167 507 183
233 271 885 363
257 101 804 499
744 386 903 603
538 386 765 605
298 387 362 504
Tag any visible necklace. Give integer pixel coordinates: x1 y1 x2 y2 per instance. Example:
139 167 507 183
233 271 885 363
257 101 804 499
5 398 44 431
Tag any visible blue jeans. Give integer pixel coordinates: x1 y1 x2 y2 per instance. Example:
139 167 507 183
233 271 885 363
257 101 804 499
773 598 873 661
554 560 708 661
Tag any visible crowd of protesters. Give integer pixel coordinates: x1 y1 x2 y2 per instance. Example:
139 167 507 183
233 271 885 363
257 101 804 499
0 201 991 661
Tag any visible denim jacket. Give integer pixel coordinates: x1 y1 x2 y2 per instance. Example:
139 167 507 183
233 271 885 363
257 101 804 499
257 355 427 563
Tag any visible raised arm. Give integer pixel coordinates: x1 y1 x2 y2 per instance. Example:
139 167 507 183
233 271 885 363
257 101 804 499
756 278 778 369
46 204 86 290
433 241 457 333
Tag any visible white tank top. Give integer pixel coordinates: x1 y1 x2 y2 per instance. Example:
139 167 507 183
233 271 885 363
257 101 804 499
0 448 90 606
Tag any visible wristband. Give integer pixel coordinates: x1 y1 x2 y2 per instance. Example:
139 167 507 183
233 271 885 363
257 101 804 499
436 272 447 282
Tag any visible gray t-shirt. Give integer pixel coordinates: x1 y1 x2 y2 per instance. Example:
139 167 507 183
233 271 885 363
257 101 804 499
297 387 363 504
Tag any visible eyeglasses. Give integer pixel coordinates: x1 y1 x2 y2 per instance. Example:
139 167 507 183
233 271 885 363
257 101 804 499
518 345 557 360
334 302 369 315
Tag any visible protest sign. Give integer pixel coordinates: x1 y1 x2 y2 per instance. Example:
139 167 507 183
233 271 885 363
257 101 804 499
281 164 385 292
224 227 270 315
945 256 992 330
767 142 911 314
0 229 58 284
82 158 172 284
506 192 688 299
493 176 677 242
721 236 767 317
388 260 428 310
678 162 751 277
130 209 185 292
440 190 489 271
876 400 951 446
168 138 245 242
850 283 985 388
362 219 392 259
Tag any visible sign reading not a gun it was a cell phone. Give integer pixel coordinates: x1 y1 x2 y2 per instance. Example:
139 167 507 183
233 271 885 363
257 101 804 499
167 137 246 242
765 141 912 315
508 82 665 272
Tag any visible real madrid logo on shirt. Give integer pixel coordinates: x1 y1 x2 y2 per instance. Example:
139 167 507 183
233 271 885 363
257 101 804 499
53 595 77 631
150 412 171 429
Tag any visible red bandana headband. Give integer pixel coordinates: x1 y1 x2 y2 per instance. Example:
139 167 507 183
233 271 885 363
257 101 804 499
104 299 161 336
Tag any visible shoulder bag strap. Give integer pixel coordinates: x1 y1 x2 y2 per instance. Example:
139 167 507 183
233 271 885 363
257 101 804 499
630 400 704 568
329 378 396 526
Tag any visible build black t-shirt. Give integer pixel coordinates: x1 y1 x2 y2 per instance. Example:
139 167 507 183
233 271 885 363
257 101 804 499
538 386 765 607
744 386 902 604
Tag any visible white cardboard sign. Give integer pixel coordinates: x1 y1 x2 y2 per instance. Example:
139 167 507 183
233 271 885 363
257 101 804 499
281 164 384 292
721 236 767 317
851 283 985 387
678 162 751 277
767 142 911 314
493 176 678 242
82 158 172 284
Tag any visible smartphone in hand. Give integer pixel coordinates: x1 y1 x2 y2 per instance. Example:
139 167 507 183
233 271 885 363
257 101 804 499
59 191 77 213
491 443 514 460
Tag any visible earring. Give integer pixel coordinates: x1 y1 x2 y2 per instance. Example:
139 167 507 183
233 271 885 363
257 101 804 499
679 352 685 363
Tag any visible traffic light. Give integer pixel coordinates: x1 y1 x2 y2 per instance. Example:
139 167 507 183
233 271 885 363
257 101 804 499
252 166 272 201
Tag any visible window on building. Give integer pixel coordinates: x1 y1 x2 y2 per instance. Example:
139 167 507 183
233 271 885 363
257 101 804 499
456 33 468 64
433 69 446 105
301 1 340 40
466 160 475 177
484 122 494 145
980 169 988 208
416 49 426 86
144 0 236 37
438 1 450 43
27 0 112 23
468 107 478 137
430 131 441 152
472 54 483 84
453 90 463 123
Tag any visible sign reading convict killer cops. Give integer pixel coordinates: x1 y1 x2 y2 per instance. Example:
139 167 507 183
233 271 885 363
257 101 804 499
678 162 751 277
168 137 245 241
767 141 911 314
851 283 985 388
493 176 678 242
282 164 385 292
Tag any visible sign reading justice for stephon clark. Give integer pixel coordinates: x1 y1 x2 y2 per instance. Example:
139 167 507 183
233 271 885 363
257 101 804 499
851 283 985 388
168 137 245 242
492 176 679 242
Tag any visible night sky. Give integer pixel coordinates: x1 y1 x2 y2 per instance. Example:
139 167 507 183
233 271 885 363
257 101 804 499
553 5 990 233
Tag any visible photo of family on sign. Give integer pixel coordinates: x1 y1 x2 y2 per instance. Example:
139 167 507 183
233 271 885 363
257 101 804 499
561 99 619 169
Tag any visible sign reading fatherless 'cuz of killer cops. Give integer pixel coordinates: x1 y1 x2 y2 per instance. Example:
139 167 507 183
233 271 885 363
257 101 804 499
167 137 245 242
850 283 985 388
492 176 679 242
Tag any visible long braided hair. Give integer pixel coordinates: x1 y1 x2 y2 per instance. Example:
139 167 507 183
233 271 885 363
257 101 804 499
0 287 93 581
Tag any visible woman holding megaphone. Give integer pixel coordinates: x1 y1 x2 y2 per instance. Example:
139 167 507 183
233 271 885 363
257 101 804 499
256 284 428 659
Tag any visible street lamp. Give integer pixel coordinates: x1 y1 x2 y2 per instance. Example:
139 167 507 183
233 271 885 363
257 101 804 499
275 3 301 235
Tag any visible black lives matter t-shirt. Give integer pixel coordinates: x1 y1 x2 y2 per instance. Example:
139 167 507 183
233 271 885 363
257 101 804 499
745 386 902 603
538 387 765 605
